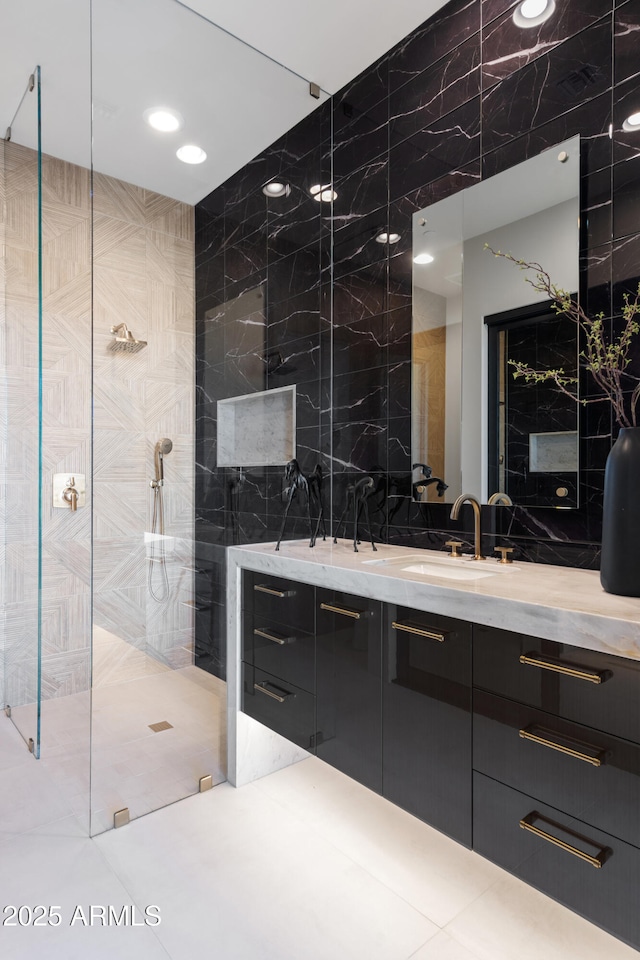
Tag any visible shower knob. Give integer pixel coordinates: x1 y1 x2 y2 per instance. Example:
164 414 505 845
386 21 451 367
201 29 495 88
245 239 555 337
53 473 86 510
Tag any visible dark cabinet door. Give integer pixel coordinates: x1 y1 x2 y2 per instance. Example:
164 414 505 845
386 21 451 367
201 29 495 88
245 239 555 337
316 589 382 792
382 606 472 846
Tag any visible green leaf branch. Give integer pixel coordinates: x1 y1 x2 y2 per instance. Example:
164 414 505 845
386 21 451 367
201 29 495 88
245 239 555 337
485 245 640 429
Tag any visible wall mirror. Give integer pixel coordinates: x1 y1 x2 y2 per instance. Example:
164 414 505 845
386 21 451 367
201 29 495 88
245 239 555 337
411 135 580 507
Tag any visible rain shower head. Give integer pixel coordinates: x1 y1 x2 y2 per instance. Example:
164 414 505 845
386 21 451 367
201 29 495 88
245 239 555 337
109 322 147 352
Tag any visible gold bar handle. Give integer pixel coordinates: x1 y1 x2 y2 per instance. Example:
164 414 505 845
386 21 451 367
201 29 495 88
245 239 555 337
320 602 362 620
254 628 293 646
519 812 608 868
254 584 291 598
519 653 604 684
253 681 291 703
392 621 445 642
519 726 604 767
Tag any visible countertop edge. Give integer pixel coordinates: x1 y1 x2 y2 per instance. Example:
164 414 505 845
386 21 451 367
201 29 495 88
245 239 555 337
227 543 640 662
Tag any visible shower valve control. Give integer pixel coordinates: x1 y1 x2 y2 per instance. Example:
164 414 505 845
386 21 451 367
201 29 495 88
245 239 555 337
53 474 86 511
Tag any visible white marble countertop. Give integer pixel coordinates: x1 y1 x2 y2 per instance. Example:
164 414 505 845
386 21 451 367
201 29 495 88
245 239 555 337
228 538 640 661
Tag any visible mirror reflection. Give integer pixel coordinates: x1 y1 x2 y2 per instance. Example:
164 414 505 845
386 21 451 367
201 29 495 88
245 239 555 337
412 135 580 507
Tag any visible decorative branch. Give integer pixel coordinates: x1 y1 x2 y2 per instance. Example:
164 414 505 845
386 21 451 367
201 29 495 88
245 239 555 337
484 245 640 429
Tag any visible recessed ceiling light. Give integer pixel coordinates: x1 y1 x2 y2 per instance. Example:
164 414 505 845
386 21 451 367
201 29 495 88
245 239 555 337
376 232 401 244
513 0 555 28
623 111 640 132
263 182 290 197
413 253 434 265
310 183 338 202
176 144 207 164
144 107 183 132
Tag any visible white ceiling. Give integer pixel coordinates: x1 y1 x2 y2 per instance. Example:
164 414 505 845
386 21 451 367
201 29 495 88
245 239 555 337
179 0 452 97
1 0 449 205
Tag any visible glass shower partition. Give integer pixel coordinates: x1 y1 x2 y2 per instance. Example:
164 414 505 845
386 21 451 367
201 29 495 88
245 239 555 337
2 67 43 757
88 0 320 833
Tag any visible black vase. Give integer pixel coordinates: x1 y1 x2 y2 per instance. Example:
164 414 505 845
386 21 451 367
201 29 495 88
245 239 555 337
600 427 640 596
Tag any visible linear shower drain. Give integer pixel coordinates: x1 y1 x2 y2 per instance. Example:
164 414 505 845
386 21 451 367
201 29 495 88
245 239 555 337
148 721 173 732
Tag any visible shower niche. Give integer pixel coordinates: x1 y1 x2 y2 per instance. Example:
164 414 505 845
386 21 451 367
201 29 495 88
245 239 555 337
217 386 296 468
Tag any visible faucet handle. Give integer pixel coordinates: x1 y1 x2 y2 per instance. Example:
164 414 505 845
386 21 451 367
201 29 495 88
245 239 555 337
445 540 464 558
494 546 514 564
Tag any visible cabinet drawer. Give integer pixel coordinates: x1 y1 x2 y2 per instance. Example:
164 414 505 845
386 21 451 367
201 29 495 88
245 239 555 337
242 613 315 694
474 690 640 848
474 624 640 744
473 772 640 951
242 571 315 634
242 664 316 752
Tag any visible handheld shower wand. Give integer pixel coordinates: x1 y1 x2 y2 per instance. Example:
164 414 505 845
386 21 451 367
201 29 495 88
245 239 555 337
149 439 173 603
154 437 173 486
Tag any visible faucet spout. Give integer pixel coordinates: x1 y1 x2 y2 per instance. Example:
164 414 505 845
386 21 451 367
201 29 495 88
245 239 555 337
488 491 513 506
450 493 485 560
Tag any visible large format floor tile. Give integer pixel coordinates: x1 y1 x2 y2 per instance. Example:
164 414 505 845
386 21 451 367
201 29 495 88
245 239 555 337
443 873 640 960
253 756 503 927
2 748 639 958
0 829 170 960
95 779 440 960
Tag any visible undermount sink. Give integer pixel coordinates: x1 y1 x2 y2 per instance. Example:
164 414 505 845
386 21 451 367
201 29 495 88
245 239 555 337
362 553 520 581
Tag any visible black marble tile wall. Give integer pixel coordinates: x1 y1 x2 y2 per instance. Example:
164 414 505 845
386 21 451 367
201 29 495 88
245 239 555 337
195 0 640 676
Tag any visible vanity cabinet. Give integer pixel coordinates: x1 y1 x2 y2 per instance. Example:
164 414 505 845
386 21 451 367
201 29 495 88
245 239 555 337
473 623 640 950
382 605 472 846
316 588 382 793
237 564 640 951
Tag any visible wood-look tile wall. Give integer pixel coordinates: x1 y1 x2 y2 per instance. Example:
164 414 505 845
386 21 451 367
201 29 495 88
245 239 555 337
1 142 195 710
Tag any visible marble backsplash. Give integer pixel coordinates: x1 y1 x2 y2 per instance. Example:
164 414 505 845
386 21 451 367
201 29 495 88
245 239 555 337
193 0 640 675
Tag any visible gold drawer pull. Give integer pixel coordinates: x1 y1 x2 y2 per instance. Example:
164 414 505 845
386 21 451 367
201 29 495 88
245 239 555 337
519 812 608 868
392 621 445 642
253 681 292 703
519 726 604 767
254 584 291 598
254 628 293 646
320 602 362 620
519 653 604 684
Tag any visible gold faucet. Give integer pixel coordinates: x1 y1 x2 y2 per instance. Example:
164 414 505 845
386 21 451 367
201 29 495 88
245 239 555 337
488 492 513 506
450 493 485 560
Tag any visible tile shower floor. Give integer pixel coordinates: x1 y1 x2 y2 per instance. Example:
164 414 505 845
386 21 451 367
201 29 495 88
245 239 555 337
0 744 638 960
5 628 227 837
